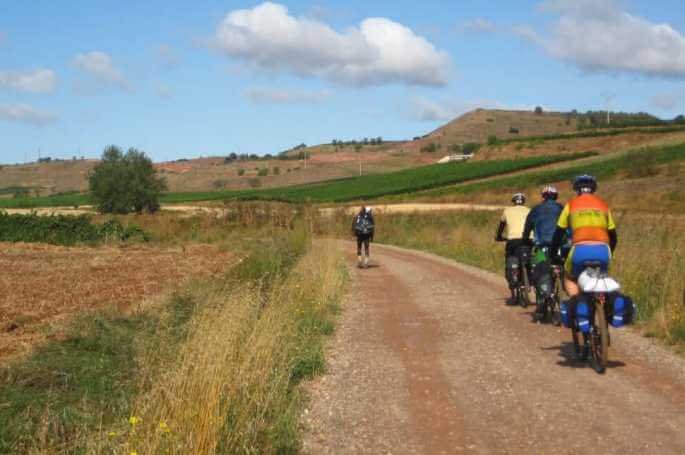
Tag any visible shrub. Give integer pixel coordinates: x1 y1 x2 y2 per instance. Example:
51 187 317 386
420 142 439 153
626 150 659 178
273 166 280 175
509 127 520 134
257 168 269 177
534 106 543 115
487 135 498 145
237 168 245 176
462 143 481 155
248 178 262 188
89 146 167 214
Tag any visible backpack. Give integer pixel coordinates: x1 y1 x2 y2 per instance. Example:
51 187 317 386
608 293 636 328
354 214 374 236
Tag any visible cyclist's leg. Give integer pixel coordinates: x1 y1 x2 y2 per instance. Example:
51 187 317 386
564 246 580 297
504 241 517 303
363 236 370 266
356 235 363 266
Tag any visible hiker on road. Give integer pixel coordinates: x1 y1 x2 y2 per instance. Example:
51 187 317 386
352 206 375 268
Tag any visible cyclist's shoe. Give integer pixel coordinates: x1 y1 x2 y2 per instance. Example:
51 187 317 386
357 256 363 268
363 256 369 268
506 290 517 306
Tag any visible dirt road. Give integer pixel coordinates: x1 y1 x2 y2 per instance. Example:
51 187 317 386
302 243 685 454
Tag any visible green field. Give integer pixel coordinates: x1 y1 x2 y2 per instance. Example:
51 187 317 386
0 152 594 209
415 142 685 198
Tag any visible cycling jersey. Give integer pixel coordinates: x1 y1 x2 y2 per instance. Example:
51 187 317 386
523 200 563 245
557 194 615 245
500 206 530 240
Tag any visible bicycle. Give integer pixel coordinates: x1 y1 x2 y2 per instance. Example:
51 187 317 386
538 263 563 325
570 261 620 374
510 244 533 308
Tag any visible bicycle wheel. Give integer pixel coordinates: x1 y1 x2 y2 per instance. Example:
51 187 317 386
550 277 561 326
520 270 531 308
590 301 609 374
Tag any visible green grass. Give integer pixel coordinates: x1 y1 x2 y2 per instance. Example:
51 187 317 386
0 152 595 209
418 143 685 198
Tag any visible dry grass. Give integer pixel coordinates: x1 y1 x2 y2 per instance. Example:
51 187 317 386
96 240 346 454
0 242 233 360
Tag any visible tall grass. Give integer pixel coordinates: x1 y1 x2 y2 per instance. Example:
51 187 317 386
328 210 684 349
0 211 347 453
121 239 345 454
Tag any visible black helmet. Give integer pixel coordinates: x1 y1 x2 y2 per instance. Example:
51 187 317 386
572 174 597 194
541 185 559 200
511 192 526 205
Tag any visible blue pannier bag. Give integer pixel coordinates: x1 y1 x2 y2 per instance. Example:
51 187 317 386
560 301 570 328
610 293 636 327
576 299 591 333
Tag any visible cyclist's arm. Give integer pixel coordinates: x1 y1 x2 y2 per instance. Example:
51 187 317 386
495 220 506 241
522 209 535 243
607 210 617 252
608 229 617 252
551 203 571 257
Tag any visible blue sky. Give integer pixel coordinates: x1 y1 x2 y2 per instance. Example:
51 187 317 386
1 0 684 163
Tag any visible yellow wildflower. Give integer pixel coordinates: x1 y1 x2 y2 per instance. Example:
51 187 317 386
129 416 142 426
107 431 117 438
159 421 170 433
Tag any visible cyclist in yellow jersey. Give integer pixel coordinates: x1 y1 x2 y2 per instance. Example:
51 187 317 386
496 193 531 304
551 175 618 298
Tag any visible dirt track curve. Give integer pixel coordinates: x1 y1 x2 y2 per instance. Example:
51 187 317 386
301 243 685 454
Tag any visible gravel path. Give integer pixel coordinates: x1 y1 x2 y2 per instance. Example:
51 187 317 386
301 243 685 454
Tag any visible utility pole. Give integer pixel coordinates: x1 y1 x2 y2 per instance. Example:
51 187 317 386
601 91 615 125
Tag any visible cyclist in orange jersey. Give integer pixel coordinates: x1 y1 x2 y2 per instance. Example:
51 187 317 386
550 175 618 297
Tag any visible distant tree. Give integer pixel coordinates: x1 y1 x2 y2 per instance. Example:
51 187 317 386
247 177 262 188
237 168 245 176
674 115 685 124
508 127 520 134
354 144 363 153
229 152 238 160
376 136 383 144
88 145 167 214
273 166 280 175
462 143 480 156
257 168 268 177
534 106 544 115
487 135 499 145
264 154 273 160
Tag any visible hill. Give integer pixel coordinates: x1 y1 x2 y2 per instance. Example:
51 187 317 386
2 109 684 199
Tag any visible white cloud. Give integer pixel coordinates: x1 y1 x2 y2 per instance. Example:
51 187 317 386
246 87 332 104
0 69 57 93
213 2 451 87
0 103 59 126
531 0 685 78
650 92 680 111
73 51 131 91
156 45 180 69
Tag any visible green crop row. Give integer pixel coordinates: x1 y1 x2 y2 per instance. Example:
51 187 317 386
420 142 685 198
0 213 147 245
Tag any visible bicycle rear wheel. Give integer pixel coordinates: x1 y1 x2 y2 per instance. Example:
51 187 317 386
590 302 609 374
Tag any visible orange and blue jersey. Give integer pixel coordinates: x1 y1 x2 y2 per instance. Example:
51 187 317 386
557 194 616 245
557 194 616 277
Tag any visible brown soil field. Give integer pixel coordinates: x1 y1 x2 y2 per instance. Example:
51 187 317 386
0 242 233 360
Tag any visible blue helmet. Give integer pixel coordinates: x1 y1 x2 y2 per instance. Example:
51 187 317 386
572 174 597 194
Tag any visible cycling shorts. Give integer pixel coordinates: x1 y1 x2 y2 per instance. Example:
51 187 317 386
565 243 611 279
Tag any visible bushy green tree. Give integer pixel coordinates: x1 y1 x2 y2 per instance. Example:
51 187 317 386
88 145 167 214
